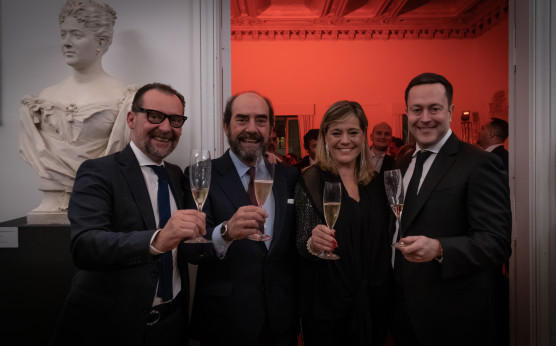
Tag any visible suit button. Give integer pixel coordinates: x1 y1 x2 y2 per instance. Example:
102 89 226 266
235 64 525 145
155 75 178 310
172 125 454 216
260 286 265 293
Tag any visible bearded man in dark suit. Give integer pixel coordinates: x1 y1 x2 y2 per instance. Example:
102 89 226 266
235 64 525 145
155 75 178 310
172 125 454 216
187 91 300 346
391 73 512 346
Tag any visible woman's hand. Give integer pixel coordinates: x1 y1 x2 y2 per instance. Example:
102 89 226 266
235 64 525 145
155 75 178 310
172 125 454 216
310 224 337 253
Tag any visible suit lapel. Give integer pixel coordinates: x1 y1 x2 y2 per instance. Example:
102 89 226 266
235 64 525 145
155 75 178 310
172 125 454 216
214 151 252 210
165 163 185 210
117 145 157 229
402 134 459 232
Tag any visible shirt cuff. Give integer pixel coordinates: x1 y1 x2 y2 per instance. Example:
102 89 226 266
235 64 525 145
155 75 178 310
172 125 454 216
149 229 164 255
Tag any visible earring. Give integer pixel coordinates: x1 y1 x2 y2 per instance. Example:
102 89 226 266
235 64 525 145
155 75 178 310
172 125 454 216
360 149 366 168
325 144 329 157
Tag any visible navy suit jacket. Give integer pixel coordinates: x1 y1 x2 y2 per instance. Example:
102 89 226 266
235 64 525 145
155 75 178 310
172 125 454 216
186 150 300 345
52 144 190 345
394 134 511 346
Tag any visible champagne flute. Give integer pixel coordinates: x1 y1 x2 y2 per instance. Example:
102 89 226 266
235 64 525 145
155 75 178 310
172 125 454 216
184 149 212 243
318 181 341 260
248 156 274 241
384 169 404 247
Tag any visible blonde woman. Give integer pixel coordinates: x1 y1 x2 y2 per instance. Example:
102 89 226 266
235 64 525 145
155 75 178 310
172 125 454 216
295 101 392 345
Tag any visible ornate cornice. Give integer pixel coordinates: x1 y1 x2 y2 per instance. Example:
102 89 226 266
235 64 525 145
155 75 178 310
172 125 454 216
231 0 508 41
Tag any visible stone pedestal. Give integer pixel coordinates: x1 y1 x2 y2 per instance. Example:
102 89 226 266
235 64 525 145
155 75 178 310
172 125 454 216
27 210 69 225
0 218 74 345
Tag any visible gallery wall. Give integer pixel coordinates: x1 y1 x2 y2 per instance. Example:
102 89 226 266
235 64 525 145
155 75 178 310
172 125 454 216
0 0 227 221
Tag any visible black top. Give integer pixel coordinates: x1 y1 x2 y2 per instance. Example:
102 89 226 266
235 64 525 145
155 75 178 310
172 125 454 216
294 165 392 345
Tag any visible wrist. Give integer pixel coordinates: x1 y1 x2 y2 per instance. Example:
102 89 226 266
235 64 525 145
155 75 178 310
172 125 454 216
220 221 234 242
435 241 444 263
306 237 319 256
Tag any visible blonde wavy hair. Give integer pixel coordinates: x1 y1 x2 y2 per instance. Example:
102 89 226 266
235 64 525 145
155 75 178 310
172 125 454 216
315 100 374 185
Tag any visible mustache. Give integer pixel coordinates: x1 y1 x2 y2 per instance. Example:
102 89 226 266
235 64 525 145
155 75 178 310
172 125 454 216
238 132 264 142
149 130 174 140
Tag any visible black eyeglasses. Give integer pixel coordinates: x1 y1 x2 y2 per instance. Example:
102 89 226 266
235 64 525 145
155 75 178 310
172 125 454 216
135 107 187 128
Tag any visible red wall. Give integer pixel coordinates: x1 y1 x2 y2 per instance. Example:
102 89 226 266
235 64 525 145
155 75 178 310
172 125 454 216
231 18 509 143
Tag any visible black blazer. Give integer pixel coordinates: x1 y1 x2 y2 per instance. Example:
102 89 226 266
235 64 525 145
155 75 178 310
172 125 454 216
490 145 509 171
52 144 189 345
186 150 300 345
394 134 512 346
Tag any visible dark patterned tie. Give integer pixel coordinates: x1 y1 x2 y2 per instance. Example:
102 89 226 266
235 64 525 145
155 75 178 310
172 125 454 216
403 150 432 219
149 165 173 302
247 167 258 206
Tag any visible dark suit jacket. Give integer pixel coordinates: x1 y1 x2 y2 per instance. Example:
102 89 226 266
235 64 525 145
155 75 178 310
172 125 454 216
51 144 190 345
187 150 300 346
491 145 509 171
380 154 395 174
394 134 512 346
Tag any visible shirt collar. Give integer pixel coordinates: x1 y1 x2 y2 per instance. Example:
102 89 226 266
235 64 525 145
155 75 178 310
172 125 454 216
370 147 386 158
130 141 163 167
414 129 452 156
485 143 504 152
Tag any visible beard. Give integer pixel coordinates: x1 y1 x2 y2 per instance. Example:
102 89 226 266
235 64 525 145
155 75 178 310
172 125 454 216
228 130 268 164
140 130 177 162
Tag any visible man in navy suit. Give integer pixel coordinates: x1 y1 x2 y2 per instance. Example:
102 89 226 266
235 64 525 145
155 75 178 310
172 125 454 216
477 117 509 171
391 73 511 346
52 83 205 346
187 91 300 345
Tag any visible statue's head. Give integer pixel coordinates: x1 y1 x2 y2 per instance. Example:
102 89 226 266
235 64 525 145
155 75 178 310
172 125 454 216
58 0 117 56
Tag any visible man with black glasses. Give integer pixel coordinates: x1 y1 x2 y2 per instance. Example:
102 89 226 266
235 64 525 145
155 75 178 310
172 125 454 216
52 82 205 346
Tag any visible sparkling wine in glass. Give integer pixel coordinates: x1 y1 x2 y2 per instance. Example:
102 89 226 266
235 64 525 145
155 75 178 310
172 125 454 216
185 149 212 243
248 156 274 241
384 169 404 247
318 181 341 260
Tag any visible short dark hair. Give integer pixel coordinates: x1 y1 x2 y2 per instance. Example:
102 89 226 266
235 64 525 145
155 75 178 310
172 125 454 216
132 82 185 112
223 91 274 127
303 129 319 150
391 137 404 148
405 72 454 106
489 118 509 140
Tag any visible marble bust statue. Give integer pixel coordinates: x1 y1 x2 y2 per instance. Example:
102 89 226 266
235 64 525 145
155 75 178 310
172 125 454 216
19 0 137 224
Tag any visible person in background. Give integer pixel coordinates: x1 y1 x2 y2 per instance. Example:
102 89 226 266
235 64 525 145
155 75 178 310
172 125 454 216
186 91 300 346
389 137 405 158
295 100 392 345
295 128 319 172
286 152 299 165
51 83 205 346
477 117 509 171
391 72 511 346
370 122 395 173
476 116 510 345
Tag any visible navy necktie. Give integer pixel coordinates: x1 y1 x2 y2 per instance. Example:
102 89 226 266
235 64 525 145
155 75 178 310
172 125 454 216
149 165 173 302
